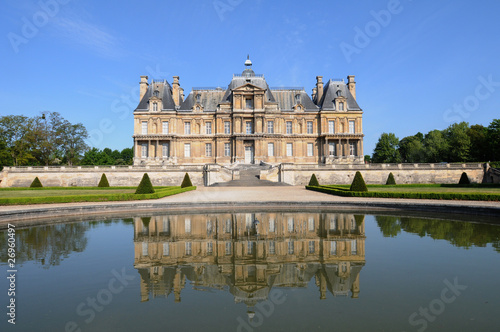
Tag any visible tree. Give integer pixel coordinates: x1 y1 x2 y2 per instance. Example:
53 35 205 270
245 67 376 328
458 172 470 185
423 130 448 163
181 173 193 188
60 121 89 166
135 173 155 194
386 172 396 185
350 171 368 191
444 122 471 162
467 125 488 162
399 134 425 163
0 115 34 166
98 173 110 187
487 119 500 161
121 148 134 165
308 174 319 186
30 177 43 188
372 133 401 163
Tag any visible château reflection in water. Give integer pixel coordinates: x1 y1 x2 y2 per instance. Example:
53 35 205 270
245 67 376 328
133 212 366 310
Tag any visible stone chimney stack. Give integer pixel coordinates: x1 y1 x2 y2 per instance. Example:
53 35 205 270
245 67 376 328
347 75 356 100
140 76 149 100
316 76 324 104
172 76 180 106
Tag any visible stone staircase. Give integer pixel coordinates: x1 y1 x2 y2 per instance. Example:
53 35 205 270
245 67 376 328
211 164 289 187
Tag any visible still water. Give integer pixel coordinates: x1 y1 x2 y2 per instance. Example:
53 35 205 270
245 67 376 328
1 211 499 332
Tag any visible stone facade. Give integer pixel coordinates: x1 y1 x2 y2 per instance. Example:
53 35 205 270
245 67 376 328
133 57 364 166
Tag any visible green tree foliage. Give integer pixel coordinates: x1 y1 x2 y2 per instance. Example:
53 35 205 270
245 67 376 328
308 174 319 186
350 171 368 191
81 147 133 165
458 172 470 184
386 172 396 185
181 173 193 188
423 130 449 163
445 122 471 162
467 125 488 162
375 216 401 237
487 119 500 161
98 173 110 187
372 133 401 163
30 177 43 188
399 134 425 163
135 173 155 194
364 155 371 163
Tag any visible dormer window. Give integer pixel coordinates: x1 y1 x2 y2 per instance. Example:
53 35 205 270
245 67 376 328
339 102 344 111
196 94 201 103
196 105 200 111
154 90 159 97
295 94 301 103
296 105 302 111
153 102 158 112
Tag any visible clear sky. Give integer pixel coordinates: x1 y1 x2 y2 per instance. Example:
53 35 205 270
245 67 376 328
2 0 500 154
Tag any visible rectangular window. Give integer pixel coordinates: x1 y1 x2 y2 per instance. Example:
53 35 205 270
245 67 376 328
142 242 148 256
308 217 314 231
247 241 254 255
185 218 191 233
349 120 355 134
330 241 337 255
207 242 213 255
205 143 212 157
225 219 231 233
163 218 170 233
288 241 294 255
141 144 148 158
339 102 344 111
286 121 293 134
268 143 274 157
269 218 275 232
163 243 170 256
307 121 313 134
141 121 148 135
162 143 169 158
206 122 212 134
185 242 192 256
330 218 337 231
184 122 191 135
246 121 253 134
287 217 294 232
269 241 275 255
224 121 231 134
184 143 191 157
309 241 315 254
153 103 158 112
351 239 357 255
246 98 253 109
349 142 357 156
225 242 232 255
328 120 335 134
267 121 274 134
286 143 293 157
224 143 231 157
307 143 314 157
162 121 169 134
329 142 336 156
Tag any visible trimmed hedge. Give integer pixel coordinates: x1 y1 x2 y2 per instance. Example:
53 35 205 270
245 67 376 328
306 185 500 201
350 171 368 192
0 186 196 205
30 177 43 188
181 173 193 188
135 173 155 194
386 172 396 185
458 172 470 185
308 174 319 186
98 173 110 187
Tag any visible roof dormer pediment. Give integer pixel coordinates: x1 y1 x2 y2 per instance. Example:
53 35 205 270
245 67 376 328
232 83 266 92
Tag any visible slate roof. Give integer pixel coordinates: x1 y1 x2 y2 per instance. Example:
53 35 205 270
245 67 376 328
271 89 319 111
318 79 361 111
180 88 226 111
135 80 176 112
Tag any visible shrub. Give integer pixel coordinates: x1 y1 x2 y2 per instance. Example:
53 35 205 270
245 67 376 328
181 173 193 188
350 171 368 192
458 172 470 185
30 177 43 188
386 172 396 185
98 173 110 187
308 174 319 186
135 173 155 194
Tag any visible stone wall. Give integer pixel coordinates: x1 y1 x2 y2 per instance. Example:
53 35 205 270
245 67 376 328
280 163 486 186
0 165 205 187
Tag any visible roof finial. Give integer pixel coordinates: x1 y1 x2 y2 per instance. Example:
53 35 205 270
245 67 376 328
244 55 252 67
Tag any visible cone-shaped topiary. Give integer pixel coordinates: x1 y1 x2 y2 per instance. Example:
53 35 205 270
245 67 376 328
350 171 368 192
458 172 470 185
135 173 155 194
30 177 43 188
308 174 319 186
98 173 110 187
386 172 396 185
181 173 193 188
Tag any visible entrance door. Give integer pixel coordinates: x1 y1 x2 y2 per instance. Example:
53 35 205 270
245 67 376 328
244 146 254 164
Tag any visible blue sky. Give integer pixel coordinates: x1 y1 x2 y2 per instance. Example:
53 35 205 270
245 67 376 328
2 0 500 154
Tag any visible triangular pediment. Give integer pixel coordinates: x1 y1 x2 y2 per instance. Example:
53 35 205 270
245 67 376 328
232 83 265 92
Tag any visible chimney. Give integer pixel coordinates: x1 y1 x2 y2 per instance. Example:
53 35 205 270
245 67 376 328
172 76 180 106
140 76 149 100
347 75 356 100
316 76 324 104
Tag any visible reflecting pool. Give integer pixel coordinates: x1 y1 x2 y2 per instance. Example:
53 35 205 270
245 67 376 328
1 211 499 331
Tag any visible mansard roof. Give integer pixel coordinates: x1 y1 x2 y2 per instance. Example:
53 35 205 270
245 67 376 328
179 88 226 111
271 88 319 111
318 79 361 111
135 80 176 112
221 75 276 104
